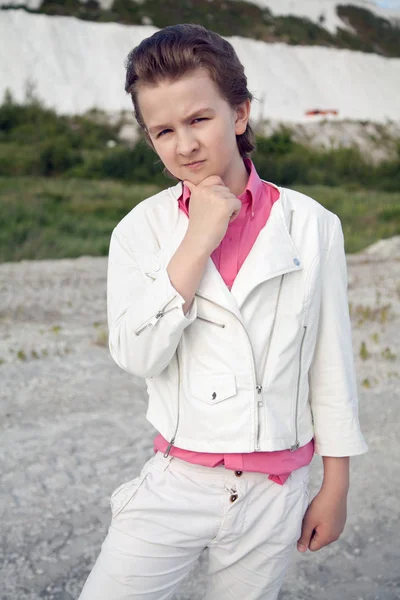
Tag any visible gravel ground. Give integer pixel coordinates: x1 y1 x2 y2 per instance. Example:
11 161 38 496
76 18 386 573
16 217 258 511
0 237 399 600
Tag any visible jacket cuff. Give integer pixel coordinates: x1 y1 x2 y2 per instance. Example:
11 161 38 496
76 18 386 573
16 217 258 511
314 438 368 457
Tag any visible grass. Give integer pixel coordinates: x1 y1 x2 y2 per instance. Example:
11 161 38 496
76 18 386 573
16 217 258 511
0 177 399 261
294 185 400 253
349 302 393 326
0 177 160 261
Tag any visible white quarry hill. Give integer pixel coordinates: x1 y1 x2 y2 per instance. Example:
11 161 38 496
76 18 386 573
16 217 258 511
1 0 400 33
1 9 399 123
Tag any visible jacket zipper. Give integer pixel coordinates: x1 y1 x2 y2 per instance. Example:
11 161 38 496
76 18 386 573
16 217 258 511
134 295 179 336
255 209 294 450
253 270 285 450
290 325 307 451
164 349 181 457
197 316 226 328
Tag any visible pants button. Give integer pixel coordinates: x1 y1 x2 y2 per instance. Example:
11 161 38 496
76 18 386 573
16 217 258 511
230 493 238 502
234 471 242 477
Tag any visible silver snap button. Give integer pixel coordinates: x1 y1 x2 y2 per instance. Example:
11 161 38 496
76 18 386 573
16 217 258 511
293 258 300 266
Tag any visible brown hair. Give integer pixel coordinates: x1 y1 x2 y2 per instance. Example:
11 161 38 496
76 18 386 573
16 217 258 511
124 23 256 179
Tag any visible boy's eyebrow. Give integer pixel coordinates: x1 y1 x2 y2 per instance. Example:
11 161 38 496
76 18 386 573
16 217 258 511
148 107 215 133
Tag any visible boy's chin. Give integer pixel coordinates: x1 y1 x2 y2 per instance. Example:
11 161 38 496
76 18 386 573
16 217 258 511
182 171 212 185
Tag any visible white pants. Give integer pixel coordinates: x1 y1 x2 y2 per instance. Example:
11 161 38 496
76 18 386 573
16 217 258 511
79 451 310 600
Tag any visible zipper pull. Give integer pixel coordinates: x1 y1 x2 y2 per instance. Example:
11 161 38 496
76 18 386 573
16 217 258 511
256 384 262 394
290 442 300 452
163 438 174 458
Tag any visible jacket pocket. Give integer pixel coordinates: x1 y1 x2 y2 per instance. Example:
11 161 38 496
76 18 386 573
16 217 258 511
189 372 237 406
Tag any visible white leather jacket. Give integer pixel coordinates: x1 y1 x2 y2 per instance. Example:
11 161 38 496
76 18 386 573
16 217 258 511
107 181 368 457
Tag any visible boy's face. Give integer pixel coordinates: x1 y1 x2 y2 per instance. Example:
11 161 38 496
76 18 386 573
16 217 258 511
137 68 250 186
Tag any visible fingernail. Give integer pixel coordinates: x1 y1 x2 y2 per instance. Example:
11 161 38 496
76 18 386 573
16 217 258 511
298 544 307 552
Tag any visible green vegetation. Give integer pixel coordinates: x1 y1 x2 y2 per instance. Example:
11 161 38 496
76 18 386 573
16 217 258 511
0 92 399 262
253 129 400 193
349 303 393 326
1 175 399 261
0 89 168 186
2 91 400 191
2 0 400 57
359 341 371 360
381 347 397 361
0 176 159 261
337 5 400 57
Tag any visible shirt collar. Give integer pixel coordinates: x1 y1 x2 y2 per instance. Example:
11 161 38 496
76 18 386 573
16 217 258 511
181 157 263 218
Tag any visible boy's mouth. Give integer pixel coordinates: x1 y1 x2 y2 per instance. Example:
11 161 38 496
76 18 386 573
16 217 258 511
184 160 206 169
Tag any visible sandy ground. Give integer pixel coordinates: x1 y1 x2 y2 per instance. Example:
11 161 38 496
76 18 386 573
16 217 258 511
0 237 399 600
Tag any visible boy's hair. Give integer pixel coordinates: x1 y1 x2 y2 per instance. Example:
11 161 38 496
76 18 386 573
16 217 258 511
124 23 256 176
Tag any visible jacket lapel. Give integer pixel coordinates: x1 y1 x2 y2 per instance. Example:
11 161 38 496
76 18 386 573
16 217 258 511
164 183 303 316
230 192 303 307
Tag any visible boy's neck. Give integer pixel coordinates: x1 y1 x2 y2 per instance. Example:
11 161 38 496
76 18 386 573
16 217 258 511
223 155 250 197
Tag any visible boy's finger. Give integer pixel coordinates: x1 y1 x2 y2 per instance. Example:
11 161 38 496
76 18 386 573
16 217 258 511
297 518 315 552
183 180 195 191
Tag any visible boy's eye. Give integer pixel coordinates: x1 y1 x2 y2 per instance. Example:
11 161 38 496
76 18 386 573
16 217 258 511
157 129 172 138
157 118 208 138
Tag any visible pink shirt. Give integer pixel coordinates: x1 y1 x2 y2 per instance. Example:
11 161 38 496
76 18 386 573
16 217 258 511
154 158 314 484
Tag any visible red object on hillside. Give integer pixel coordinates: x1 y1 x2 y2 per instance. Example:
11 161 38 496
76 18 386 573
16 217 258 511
306 109 339 116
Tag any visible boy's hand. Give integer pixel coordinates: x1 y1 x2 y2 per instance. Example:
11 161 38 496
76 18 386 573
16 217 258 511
183 176 242 254
297 486 347 552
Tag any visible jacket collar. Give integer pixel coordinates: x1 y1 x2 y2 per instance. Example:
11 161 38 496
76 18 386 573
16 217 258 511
164 181 303 319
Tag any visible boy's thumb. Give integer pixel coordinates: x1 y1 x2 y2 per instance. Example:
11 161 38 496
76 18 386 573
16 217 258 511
297 520 313 553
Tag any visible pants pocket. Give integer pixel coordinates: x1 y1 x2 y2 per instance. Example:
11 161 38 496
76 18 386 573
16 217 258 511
110 459 154 519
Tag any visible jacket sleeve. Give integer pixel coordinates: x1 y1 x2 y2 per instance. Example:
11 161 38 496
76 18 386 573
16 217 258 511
309 215 368 457
107 226 198 378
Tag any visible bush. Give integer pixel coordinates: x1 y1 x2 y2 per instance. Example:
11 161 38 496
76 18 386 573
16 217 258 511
38 138 83 176
0 93 399 191
253 129 400 191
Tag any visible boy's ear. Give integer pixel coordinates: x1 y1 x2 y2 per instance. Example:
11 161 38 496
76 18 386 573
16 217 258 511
234 99 251 136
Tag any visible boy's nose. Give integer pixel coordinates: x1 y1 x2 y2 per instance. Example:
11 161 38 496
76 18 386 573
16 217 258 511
176 132 199 156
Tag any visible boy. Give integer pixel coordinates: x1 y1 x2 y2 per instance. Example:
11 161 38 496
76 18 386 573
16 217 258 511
79 23 367 600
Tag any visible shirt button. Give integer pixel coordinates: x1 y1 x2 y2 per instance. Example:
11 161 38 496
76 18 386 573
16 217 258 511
293 258 300 266
230 493 238 502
